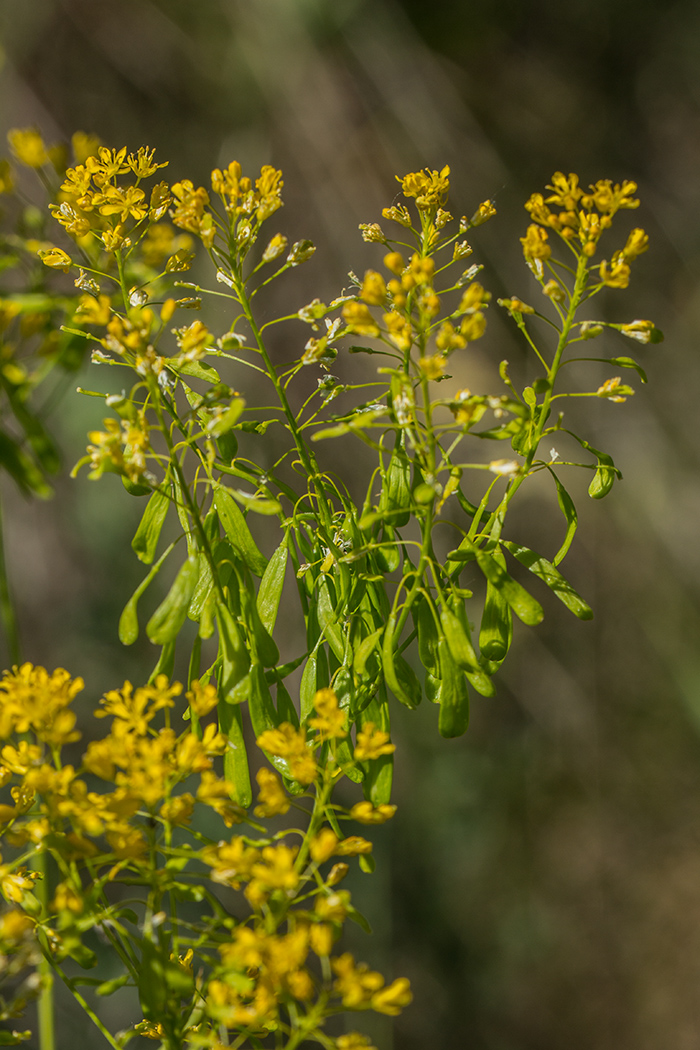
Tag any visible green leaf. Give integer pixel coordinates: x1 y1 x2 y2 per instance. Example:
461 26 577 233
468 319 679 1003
96 973 132 996
214 483 268 577
551 472 578 566
218 701 252 807
146 556 199 645
244 587 279 667
132 487 170 564
382 433 411 527
230 488 281 515
473 547 544 626
187 551 213 622
256 538 288 634
119 543 175 645
359 853 376 873
503 541 593 620
0 1031 31 1044
172 359 220 383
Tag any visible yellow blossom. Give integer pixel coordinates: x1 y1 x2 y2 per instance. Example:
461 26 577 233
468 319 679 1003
419 354 446 381
38 247 73 273
581 178 639 214
354 722 395 762
310 828 339 864
349 801 397 824
256 723 317 785
359 271 387 306
383 311 413 351
435 321 466 353
371 976 413 1015
383 251 404 274
338 1035 377 1050
51 881 83 914
520 224 551 268
160 793 195 825
186 679 219 717
460 312 487 341
8 128 49 168
335 836 372 856
254 768 290 818
398 165 450 209
621 227 649 261
262 233 288 262
76 294 111 326
71 132 101 164
469 199 497 226
0 160 14 195
309 689 347 741
596 377 633 403
332 953 385 1008
310 923 334 957
599 256 631 288
342 301 380 337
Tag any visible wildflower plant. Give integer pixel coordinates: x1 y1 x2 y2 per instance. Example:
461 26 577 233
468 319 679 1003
0 129 660 1048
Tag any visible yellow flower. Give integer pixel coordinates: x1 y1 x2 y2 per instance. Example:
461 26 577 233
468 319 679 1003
596 377 633 403
342 301 380 337
581 178 639 214
0 664 83 746
186 679 219 717
383 251 404 274
160 793 195 826
435 321 466 353
469 199 497 226
619 319 659 344
520 224 551 264
599 256 631 288
310 923 334 957
335 836 372 856
371 976 413 1015
332 953 385 1008
418 355 446 381
8 128 49 168
349 801 397 824
337 1034 376 1050
51 881 83 914
620 227 649 261
398 165 450 209
359 271 387 306
545 172 583 210
254 768 290 818
76 294 111 327
498 297 534 315
126 147 167 180
94 185 148 224
262 233 288 262
256 723 317 785
354 722 395 762
309 688 347 741
383 311 413 351
0 160 14 195
460 312 487 342
71 132 101 164
37 247 72 272
310 828 339 864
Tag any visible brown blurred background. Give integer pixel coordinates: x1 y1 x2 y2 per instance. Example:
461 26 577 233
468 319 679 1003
3 0 700 1047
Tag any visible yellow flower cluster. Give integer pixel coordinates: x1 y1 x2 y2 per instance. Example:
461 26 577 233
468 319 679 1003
522 171 649 285
0 670 407 1046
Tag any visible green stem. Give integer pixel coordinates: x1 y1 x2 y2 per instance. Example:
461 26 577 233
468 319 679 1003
36 849 55 1050
0 492 20 665
52 964 122 1050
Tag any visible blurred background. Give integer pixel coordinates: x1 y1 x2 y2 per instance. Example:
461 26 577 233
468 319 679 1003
2 0 700 1047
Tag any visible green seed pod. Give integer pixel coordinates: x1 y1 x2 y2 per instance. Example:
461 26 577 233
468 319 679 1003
213 483 268 577
132 487 170 564
146 556 199 645
218 701 252 807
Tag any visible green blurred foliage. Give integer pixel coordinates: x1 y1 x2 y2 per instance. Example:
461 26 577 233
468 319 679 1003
2 1 700 1048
